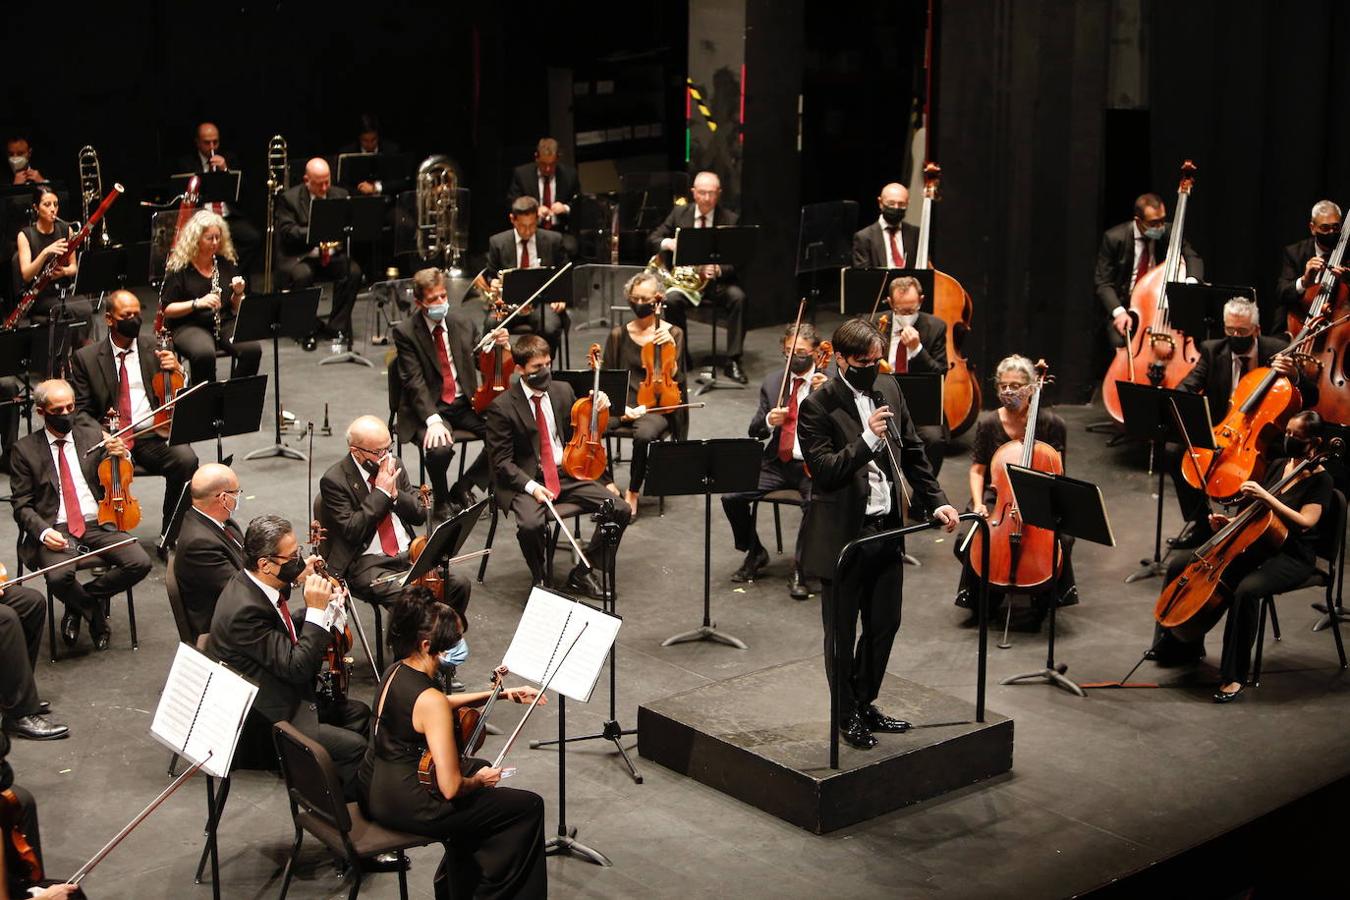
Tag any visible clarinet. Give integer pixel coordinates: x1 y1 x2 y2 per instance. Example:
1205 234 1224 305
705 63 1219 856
210 258 222 341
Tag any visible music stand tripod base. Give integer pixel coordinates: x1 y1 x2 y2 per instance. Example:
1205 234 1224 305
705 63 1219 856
661 624 748 649
545 827 612 866
244 442 306 461
1124 557 1169 583
1000 662 1086 698
318 344 375 368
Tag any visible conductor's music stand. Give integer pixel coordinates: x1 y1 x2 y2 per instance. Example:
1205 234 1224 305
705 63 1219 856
999 465 1116 697
308 196 385 367
646 439 761 648
169 375 268 464
234 289 320 462
673 225 760 395
796 201 858 321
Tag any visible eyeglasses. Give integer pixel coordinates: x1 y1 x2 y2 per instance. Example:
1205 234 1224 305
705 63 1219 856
351 443 393 456
1223 327 1256 338
996 382 1029 391
219 489 243 500
268 552 301 563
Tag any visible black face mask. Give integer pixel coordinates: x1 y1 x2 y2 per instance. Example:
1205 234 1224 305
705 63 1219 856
276 556 305 585
44 412 72 435
1315 231 1340 251
788 354 813 376
113 315 143 339
842 361 879 393
1284 435 1310 458
359 457 380 475
631 302 655 319
524 367 552 390
1228 334 1256 354
880 206 906 226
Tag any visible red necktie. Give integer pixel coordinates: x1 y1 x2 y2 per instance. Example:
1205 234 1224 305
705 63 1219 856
55 439 86 538
887 227 905 267
533 395 561 496
367 472 401 556
431 324 456 405
698 215 707 229
541 177 554 229
893 336 909 373
276 589 298 644
778 377 804 463
117 350 136 450
1135 238 1151 287
520 240 530 268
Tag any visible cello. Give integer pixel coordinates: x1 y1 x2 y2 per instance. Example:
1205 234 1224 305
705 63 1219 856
1101 160 1202 422
96 410 141 532
562 344 608 480
915 163 980 436
1288 210 1350 425
967 361 1064 590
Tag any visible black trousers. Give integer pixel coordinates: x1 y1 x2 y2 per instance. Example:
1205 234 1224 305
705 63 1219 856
508 477 630 585
420 398 490 503
293 698 372 801
663 280 746 360
433 776 547 900
129 434 198 529
170 321 262 383
820 517 903 719
347 551 471 620
281 254 362 335
505 305 567 362
0 585 45 717
623 412 671 493
31 522 152 620
1166 441 1217 529
721 457 810 559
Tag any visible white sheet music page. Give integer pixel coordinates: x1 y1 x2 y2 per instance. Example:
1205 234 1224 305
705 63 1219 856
501 587 621 703
150 642 259 778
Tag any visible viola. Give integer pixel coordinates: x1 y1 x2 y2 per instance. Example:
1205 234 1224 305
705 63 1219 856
472 337 515 415
563 344 609 481
307 521 353 706
97 410 141 532
635 302 682 409
1101 160 1202 423
406 485 447 603
1287 214 1350 425
813 339 833 372
968 361 1064 590
150 321 185 438
1 787 43 886
419 666 510 798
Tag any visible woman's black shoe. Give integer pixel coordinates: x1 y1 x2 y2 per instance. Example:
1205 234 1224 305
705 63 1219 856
1213 685 1244 704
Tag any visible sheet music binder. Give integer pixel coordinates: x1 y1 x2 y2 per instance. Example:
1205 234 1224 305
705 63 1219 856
150 642 258 778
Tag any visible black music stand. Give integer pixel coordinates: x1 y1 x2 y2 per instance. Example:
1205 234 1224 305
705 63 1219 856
170 171 241 205
840 267 936 316
400 500 487 585
796 201 858 321
1166 283 1256 341
1116 383 1214 583
1000 466 1115 697
552 370 629 414
309 197 385 366
74 242 147 297
233 289 319 461
335 152 414 191
647 439 762 648
0 325 43 435
890 373 944 428
169 375 268 464
673 225 759 394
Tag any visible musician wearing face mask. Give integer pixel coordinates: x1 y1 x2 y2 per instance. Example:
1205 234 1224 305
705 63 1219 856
1277 199 1346 332
851 183 918 269
1169 297 1298 550
69 290 199 534
5 135 44 185
879 276 948 478
797 318 959 750
171 463 246 638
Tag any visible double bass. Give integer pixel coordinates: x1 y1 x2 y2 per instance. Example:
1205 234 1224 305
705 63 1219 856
967 361 1064 590
1287 208 1350 425
1101 161 1202 422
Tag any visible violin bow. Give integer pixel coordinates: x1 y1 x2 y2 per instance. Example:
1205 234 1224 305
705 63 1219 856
491 621 590 769
475 262 574 353
867 269 890 322
541 495 592 571
776 298 807 409
1 537 139 590
84 380 208 455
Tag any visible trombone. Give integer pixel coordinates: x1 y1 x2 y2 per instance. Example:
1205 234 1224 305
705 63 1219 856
78 145 112 248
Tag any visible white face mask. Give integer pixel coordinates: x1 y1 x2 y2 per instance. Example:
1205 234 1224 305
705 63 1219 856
895 313 919 329
8 155 28 172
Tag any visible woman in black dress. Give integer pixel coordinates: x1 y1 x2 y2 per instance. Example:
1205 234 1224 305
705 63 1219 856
603 270 687 517
14 184 81 320
158 209 262 381
362 588 547 899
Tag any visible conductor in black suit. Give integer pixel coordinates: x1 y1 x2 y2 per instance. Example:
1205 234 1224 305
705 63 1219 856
879 276 948 478
208 514 371 797
483 335 630 600
69 290 199 532
506 137 579 240
172 463 245 638
797 318 959 750
647 171 749 384
275 157 363 349
851 183 918 269
476 196 570 359
1095 192 1204 349
1276 199 1345 333
175 122 262 276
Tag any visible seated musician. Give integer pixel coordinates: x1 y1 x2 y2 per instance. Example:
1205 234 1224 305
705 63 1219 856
879 275 948 478
392 267 506 520
275 158 363 352
4 135 44 185
474 196 569 360
1276 199 1345 332
208 514 371 797
1151 410 1333 703
159 209 263 382
953 355 1077 624
1094 192 1204 350
1 577 66 740
14 184 86 323
603 271 688 519
1 734 81 899
360 587 546 900
69 290 199 535
320 416 472 619
9 380 153 653
721 322 825 599
851 182 918 268
483 335 630 601
173 122 262 277
337 113 404 196
507 137 579 254
1169 296 1297 549
171 463 245 638
647 171 748 384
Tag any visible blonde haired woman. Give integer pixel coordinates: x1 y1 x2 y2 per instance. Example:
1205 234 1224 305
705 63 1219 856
158 209 261 381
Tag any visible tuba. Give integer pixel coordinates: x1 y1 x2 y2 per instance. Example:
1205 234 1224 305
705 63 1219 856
415 155 464 270
646 254 709 307
78 145 111 248
262 135 288 293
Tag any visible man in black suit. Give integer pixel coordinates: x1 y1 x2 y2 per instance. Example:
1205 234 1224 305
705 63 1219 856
879 276 948 476
69 290 199 533
484 335 630 598
507 137 579 234
1095 192 1204 348
647 171 749 383
336 113 405 197
175 122 261 276
320 415 471 618
208 514 370 798
1276 199 1345 333
851 182 918 269
798 318 959 750
275 157 363 349
393 267 508 519
1 580 67 740
477 196 570 359
721 323 824 599
9 379 152 652
171 463 245 638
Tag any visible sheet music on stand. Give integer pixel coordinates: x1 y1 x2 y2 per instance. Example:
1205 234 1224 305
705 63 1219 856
150 642 258 778
502 587 621 704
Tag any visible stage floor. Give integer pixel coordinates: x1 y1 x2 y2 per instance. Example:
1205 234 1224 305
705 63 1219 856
6 297 1349 899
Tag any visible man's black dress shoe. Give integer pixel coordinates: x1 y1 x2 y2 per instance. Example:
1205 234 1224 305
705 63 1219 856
38 700 50 713
839 713 878 750
300 332 318 352
448 481 478 511
1213 685 1244 704
731 545 770 583
566 567 611 602
61 611 81 647
92 626 112 652
6 714 70 741
788 569 811 601
361 852 410 872
860 704 912 733
724 360 748 384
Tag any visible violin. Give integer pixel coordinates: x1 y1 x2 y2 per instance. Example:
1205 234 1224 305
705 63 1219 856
418 666 510 798
97 410 141 532
813 340 833 373
563 344 609 481
876 314 893 374
968 361 1064 590
406 485 447 603
1 787 43 885
150 315 185 438
1101 160 1202 423
636 301 682 409
472 333 515 414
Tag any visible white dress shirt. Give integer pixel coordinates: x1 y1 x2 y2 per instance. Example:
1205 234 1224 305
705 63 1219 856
244 569 326 632
885 314 920 368
350 454 412 557
522 380 564 497
842 380 892 516
422 314 459 428
877 214 906 267
111 337 154 429
515 232 540 268
44 429 99 531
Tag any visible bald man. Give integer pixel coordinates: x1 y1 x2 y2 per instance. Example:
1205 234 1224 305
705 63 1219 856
174 122 261 275
852 183 918 269
171 463 245 636
275 157 362 350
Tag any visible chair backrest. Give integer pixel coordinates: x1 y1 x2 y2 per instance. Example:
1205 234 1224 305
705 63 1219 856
272 720 353 834
1315 489 1348 567
164 551 197 644
386 360 402 420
